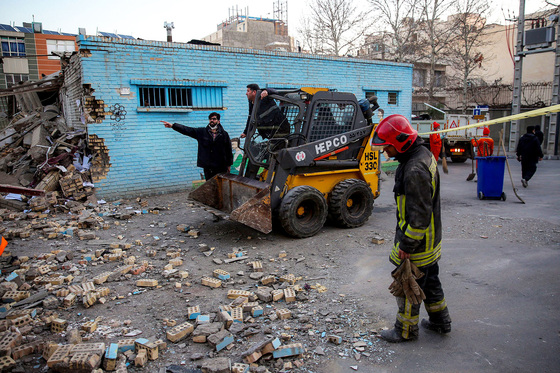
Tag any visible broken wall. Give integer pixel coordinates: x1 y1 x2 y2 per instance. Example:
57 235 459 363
74 35 413 199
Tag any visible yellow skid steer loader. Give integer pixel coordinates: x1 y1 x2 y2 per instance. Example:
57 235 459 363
189 88 382 238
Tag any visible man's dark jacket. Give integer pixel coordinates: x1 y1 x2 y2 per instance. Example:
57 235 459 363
243 88 289 139
172 123 233 169
516 133 543 164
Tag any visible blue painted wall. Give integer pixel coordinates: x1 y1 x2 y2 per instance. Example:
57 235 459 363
77 36 412 198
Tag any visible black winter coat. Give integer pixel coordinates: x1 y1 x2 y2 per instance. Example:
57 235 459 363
172 123 233 169
516 133 543 164
243 88 290 139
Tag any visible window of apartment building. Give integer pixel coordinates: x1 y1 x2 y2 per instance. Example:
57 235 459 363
5 74 29 87
138 86 222 109
46 39 75 59
388 92 398 105
413 69 426 87
434 71 445 87
1 37 25 56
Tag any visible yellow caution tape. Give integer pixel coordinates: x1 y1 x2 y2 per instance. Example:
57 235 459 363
419 104 560 136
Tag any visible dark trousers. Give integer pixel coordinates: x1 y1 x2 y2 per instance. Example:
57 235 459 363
203 167 227 181
521 160 538 181
394 262 451 339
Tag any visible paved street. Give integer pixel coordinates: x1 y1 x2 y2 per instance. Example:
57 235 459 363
323 156 560 372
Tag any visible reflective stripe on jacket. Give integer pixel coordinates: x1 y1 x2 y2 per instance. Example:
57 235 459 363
391 144 442 268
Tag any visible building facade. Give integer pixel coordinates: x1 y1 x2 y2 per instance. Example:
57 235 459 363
65 36 412 198
0 22 77 89
202 16 293 51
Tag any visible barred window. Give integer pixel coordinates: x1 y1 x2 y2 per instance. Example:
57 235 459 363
138 86 221 108
388 92 398 105
365 90 377 100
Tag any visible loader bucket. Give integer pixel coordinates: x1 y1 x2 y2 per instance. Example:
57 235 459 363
188 173 273 234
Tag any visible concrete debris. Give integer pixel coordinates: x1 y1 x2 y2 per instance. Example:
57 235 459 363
0 190 394 373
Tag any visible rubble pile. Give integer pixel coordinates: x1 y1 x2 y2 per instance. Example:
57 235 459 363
1 79 110 211
0 194 393 372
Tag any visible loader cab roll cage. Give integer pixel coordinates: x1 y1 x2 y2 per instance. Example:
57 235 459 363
242 89 369 172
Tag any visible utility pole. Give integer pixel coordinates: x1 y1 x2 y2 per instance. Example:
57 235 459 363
509 0 525 151
549 8 560 156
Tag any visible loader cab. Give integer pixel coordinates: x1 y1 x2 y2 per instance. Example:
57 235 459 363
304 91 368 160
243 89 369 169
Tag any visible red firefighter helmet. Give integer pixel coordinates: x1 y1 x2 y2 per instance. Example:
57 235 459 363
371 114 418 153
433 121 440 129
483 127 490 135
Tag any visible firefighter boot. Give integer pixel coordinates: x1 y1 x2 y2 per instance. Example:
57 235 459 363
380 327 417 343
421 300 451 334
381 296 420 343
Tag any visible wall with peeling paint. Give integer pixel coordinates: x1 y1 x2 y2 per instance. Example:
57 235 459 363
73 36 412 198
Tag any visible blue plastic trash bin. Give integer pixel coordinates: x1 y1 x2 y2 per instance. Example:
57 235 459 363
476 156 506 201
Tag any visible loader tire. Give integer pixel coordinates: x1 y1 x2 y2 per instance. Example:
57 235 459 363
279 186 328 238
329 179 374 228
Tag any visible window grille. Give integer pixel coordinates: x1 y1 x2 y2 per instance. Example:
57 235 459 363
388 92 398 105
308 102 356 142
138 86 221 108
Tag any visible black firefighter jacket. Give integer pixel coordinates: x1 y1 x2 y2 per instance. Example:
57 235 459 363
391 140 442 268
172 123 233 170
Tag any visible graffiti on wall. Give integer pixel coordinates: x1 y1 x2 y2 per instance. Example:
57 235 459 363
108 104 127 142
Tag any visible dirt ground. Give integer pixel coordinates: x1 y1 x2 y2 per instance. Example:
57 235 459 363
2 159 560 373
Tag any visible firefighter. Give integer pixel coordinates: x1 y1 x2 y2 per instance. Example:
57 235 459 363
429 121 442 161
472 127 494 157
371 114 451 342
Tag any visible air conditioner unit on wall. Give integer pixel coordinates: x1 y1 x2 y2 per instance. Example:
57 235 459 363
525 26 555 49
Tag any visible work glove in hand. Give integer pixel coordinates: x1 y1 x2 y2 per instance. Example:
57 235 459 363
388 259 426 305
388 262 405 297
401 259 426 305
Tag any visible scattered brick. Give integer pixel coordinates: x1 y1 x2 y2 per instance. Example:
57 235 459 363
166 322 194 343
213 269 230 280
272 289 284 302
51 318 68 333
284 288 296 302
201 277 221 288
187 306 201 320
136 279 158 287
227 289 251 299
272 342 305 358
260 275 276 285
276 309 292 320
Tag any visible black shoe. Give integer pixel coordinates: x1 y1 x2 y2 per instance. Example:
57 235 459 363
421 318 451 334
380 328 417 343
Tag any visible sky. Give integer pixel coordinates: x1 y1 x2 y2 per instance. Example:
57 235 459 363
2 0 555 43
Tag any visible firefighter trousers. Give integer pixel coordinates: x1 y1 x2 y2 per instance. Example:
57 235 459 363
394 262 451 339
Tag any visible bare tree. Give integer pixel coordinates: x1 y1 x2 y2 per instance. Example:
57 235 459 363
420 0 455 99
298 0 372 56
298 16 327 55
447 0 490 113
368 0 423 62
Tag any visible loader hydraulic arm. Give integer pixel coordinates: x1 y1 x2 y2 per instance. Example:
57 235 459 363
276 126 373 169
